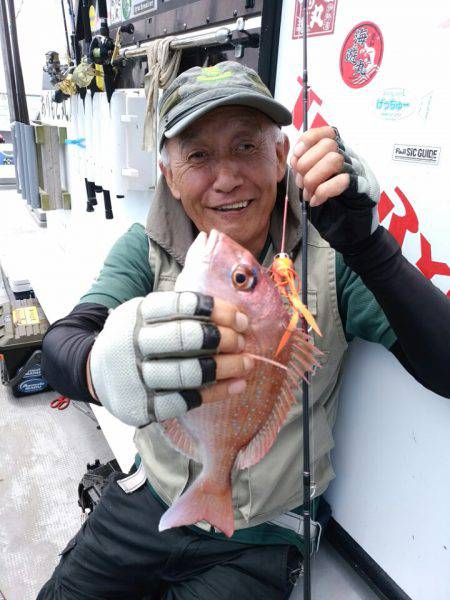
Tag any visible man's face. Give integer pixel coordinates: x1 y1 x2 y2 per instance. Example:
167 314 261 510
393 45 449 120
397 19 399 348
160 106 289 256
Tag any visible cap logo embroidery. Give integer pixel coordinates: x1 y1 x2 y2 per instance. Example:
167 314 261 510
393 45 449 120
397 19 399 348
197 66 233 82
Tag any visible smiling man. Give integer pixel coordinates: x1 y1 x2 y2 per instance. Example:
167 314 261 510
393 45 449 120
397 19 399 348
38 61 450 600
160 107 288 257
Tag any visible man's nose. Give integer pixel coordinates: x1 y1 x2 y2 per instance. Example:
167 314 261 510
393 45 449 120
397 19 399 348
212 160 244 194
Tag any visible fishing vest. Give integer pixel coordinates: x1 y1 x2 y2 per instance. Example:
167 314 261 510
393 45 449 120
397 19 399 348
134 174 348 530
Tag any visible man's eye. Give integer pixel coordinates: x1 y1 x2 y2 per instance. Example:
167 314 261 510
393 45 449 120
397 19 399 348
237 143 255 153
187 151 207 161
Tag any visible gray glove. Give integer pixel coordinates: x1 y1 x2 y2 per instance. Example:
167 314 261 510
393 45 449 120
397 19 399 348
89 291 220 427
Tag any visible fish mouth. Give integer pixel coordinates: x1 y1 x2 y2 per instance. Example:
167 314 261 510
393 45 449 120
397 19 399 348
175 230 220 293
205 229 220 256
180 229 219 270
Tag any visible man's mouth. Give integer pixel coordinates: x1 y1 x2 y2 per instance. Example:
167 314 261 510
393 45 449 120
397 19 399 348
212 200 253 212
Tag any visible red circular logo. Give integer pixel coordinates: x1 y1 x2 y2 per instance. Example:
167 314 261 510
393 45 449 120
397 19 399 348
340 22 384 89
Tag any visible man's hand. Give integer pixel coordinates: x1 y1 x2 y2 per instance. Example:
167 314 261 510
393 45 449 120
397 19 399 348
290 125 380 253
89 292 252 427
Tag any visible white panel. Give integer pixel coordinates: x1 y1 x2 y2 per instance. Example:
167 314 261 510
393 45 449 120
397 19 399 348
327 340 450 600
110 90 128 197
109 89 157 198
276 1 450 597
100 92 113 193
83 92 95 183
75 95 86 182
92 92 103 188
124 90 156 191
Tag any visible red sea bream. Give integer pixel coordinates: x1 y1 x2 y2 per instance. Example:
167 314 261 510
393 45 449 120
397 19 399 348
158 229 317 537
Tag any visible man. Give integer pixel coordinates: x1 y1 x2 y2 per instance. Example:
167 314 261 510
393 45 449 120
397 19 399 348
38 61 449 599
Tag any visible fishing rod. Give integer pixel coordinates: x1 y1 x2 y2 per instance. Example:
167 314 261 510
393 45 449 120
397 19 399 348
274 4 313 595
90 0 115 102
60 0 72 65
273 6 314 594
301 0 312 598
90 0 115 219
59 0 79 64
66 0 80 64
80 0 98 213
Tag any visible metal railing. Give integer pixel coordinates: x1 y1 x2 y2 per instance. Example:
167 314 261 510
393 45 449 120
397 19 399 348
119 16 261 59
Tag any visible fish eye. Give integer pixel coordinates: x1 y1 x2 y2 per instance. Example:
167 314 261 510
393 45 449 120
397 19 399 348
231 265 257 291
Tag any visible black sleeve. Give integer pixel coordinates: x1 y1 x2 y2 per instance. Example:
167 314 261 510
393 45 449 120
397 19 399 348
41 302 109 404
342 226 450 398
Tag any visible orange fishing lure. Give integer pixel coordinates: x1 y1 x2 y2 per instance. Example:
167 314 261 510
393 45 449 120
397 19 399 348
270 252 322 356
270 169 322 355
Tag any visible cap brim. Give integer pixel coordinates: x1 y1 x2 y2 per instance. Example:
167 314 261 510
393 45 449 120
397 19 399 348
160 93 292 149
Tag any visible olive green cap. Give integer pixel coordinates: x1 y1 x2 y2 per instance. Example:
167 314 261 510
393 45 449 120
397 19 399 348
158 61 292 150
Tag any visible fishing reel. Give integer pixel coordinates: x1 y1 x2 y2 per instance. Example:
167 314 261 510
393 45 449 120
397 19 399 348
43 51 69 86
54 72 78 102
43 51 78 103
89 23 134 68
87 23 135 100
71 56 96 88
89 34 115 66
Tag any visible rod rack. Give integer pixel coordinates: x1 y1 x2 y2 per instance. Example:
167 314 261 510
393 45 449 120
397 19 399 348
119 16 261 59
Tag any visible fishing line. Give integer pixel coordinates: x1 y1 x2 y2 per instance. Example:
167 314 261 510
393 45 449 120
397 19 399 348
280 169 290 255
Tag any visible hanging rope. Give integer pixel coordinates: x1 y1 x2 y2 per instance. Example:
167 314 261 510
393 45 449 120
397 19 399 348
143 37 182 151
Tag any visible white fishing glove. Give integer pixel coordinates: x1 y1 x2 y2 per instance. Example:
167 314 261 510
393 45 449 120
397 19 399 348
89 291 221 427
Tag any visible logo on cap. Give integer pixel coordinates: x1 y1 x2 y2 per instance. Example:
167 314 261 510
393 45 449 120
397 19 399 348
197 66 233 83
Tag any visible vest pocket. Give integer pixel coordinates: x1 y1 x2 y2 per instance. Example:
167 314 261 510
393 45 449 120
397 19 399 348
157 275 178 291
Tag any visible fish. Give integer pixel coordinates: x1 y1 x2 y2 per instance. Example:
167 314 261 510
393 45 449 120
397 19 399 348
158 229 318 537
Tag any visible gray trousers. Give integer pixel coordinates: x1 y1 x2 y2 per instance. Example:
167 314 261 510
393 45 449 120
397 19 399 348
37 472 302 599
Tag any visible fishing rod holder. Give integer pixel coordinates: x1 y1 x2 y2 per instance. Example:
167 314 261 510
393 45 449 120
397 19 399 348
120 23 135 36
118 18 258 61
232 17 260 58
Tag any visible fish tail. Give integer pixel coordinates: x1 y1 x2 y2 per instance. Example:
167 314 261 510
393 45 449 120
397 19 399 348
158 479 234 538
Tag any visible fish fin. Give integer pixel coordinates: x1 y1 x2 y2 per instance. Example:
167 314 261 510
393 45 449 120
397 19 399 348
291 329 323 356
290 330 322 379
234 383 296 470
275 311 299 356
159 478 234 538
162 419 201 462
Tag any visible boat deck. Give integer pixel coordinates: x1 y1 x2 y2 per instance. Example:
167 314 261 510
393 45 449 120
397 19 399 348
0 385 378 600
0 188 378 599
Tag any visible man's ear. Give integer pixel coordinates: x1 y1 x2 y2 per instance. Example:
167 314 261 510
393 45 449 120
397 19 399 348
276 132 290 182
159 161 181 200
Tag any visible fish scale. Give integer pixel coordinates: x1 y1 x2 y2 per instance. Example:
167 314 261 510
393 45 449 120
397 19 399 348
158 230 317 537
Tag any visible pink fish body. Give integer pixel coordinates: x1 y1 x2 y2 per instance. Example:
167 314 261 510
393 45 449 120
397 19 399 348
158 230 316 537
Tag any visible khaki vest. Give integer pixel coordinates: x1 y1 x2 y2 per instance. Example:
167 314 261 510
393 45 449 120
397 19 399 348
134 174 348 530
